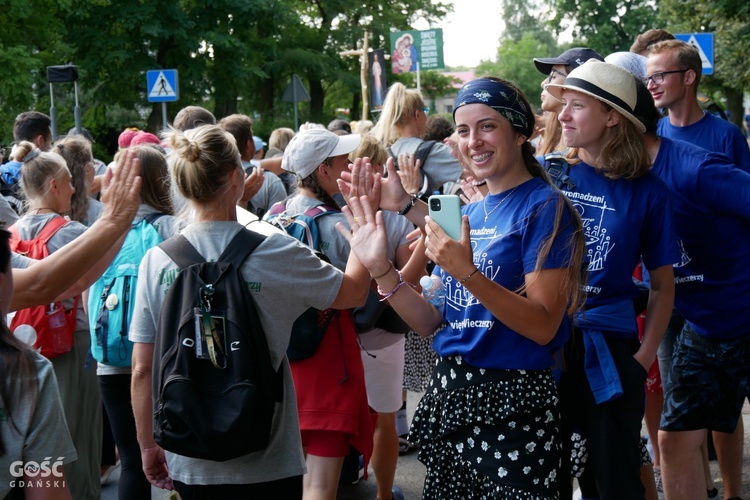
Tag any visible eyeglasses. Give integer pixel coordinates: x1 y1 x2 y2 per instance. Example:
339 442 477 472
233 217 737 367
546 68 568 84
641 69 689 85
422 107 430 115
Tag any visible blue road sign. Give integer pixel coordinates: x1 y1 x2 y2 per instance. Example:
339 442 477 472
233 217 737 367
146 69 179 102
674 33 714 75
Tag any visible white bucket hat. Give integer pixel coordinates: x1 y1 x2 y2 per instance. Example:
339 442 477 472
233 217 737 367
545 60 646 134
282 129 361 179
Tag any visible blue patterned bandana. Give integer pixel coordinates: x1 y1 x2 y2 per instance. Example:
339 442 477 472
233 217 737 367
453 78 533 139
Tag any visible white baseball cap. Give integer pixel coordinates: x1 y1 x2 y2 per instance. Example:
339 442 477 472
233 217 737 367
282 129 362 179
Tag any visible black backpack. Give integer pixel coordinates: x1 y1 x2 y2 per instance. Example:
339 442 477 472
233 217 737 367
543 152 576 191
152 228 281 462
387 140 437 198
0 178 24 216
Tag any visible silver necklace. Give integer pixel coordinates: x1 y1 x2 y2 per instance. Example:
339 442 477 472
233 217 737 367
483 186 517 222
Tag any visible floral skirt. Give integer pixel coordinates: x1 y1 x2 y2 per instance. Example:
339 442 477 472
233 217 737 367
408 355 562 499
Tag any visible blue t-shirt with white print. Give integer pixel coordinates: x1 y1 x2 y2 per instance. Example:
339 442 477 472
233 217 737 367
433 177 576 370
650 138 750 340
657 113 750 173
563 161 679 326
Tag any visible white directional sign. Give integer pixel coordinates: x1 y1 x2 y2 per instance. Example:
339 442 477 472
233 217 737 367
147 69 179 102
675 33 714 75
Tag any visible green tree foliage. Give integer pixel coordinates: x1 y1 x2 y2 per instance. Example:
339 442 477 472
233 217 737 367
0 0 451 150
544 0 657 55
391 70 461 111
476 32 556 111
0 0 71 145
474 0 560 111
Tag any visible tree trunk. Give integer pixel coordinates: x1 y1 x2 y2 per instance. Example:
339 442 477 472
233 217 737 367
724 86 743 130
309 78 324 124
259 77 275 118
351 92 361 121
214 93 238 120
147 104 162 133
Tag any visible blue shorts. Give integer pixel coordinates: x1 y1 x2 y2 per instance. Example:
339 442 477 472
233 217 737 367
660 322 750 433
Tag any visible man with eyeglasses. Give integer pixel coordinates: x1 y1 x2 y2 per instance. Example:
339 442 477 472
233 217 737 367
646 38 750 500
646 39 750 172
532 47 604 156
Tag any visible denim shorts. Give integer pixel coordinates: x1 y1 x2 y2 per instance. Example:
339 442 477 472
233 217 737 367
660 322 750 433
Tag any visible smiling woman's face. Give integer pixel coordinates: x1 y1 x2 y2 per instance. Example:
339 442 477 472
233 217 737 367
454 103 525 188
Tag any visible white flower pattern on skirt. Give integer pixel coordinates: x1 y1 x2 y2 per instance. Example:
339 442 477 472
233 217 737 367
408 355 562 499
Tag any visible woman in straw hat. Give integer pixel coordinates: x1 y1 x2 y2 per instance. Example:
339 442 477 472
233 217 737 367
544 60 678 499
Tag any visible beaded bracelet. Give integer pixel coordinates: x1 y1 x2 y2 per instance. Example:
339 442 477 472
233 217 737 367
376 269 416 302
397 193 419 216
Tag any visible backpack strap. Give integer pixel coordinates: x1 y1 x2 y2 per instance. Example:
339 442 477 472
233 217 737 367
159 229 265 270
158 234 205 269
10 216 69 246
218 228 266 269
414 140 436 167
303 204 339 219
142 212 165 225
266 201 287 217
543 152 576 191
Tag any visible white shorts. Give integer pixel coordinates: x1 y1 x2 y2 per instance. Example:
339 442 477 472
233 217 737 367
360 329 406 413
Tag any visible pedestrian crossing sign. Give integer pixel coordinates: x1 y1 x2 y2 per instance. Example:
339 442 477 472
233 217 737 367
147 69 179 102
674 33 714 75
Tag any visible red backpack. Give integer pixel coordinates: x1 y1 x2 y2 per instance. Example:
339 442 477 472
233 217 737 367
9 217 79 359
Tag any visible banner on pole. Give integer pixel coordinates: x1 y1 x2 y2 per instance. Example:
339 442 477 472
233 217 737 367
369 49 387 109
389 29 444 73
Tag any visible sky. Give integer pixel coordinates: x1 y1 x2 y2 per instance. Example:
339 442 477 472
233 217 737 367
413 0 503 68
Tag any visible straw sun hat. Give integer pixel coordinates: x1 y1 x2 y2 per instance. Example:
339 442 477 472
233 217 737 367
545 60 646 134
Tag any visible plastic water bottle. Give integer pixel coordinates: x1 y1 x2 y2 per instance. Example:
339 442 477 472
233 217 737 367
420 275 446 310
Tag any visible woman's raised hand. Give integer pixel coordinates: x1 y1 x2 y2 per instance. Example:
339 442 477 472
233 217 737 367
336 195 389 275
100 149 142 228
397 152 422 196
338 157 381 212
378 157 413 212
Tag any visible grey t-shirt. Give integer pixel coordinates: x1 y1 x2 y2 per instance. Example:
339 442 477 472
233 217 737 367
0 352 77 498
242 160 287 217
389 137 462 194
83 199 104 227
129 221 343 484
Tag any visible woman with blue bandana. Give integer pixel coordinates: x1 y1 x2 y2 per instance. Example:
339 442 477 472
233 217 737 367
544 61 678 499
339 77 586 498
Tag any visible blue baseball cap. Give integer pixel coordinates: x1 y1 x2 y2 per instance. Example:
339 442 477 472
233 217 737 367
533 47 604 75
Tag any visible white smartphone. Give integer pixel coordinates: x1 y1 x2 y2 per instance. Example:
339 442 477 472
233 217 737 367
428 195 462 240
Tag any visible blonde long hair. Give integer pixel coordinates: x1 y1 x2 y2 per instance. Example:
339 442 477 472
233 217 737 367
372 83 425 146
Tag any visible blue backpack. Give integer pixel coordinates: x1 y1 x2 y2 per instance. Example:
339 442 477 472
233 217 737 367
264 201 338 253
88 214 164 366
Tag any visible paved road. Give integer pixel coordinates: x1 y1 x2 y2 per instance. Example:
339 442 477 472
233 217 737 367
102 391 427 499
102 396 750 499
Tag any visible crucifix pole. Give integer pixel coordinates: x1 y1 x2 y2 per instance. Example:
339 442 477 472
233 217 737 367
361 32 369 120
339 31 371 121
